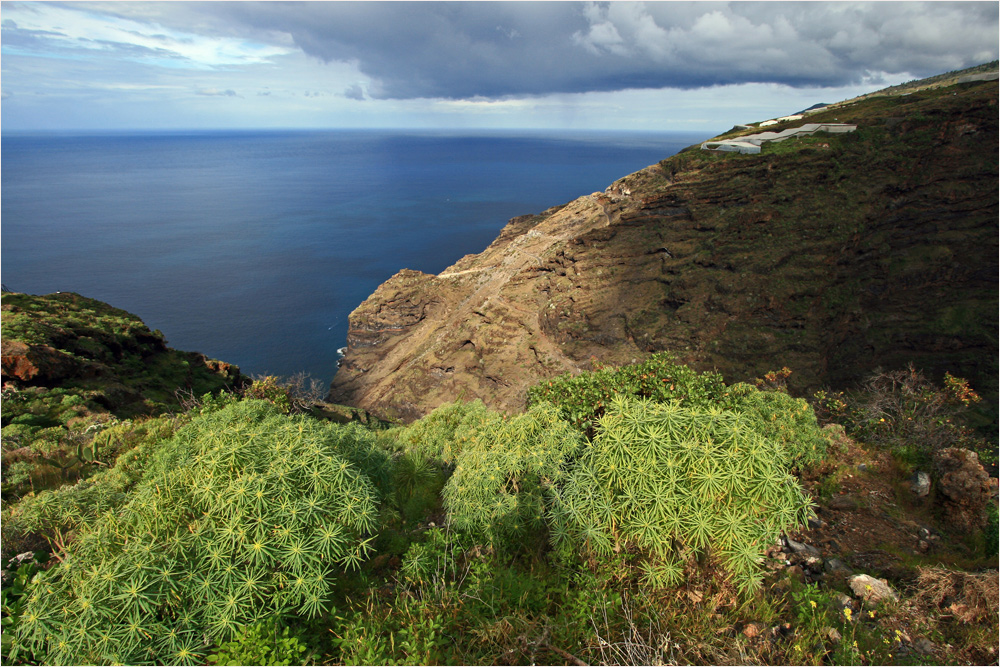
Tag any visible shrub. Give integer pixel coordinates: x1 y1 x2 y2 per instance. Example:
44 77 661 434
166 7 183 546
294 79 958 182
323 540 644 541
442 403 583 548
399 527 472 590
550 396 815 597
391 452 445 525
726 383 828 469
10 401 387 665
528 356 828 467
395 400 491 464
813 365 992 465
207 618 309 666
3 416 182 546
527 353 728 436
180 372 327 417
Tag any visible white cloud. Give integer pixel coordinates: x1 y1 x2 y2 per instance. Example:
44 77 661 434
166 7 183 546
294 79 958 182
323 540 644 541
1 1 995 131
2 3 292 69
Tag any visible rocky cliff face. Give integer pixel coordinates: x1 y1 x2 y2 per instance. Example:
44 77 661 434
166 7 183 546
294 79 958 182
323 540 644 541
329 79 998 423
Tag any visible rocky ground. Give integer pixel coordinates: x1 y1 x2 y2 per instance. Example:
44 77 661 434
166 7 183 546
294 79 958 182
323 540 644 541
755 430 999 665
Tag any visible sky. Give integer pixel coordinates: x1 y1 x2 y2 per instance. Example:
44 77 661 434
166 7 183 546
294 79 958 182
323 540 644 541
1 1 997 133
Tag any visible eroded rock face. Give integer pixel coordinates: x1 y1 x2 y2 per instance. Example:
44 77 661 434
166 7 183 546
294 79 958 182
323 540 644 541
933 447 992 532
1 340 79 383
330 80 999 421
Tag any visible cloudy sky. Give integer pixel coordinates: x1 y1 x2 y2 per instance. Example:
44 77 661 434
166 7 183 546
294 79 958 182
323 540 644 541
2 1 997 132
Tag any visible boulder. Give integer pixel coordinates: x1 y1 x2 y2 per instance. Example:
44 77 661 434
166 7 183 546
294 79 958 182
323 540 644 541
911 471 931 497
1 339 79 383
933 448 992 532
848 574 898 603
785 536 822 557
824 558 852 575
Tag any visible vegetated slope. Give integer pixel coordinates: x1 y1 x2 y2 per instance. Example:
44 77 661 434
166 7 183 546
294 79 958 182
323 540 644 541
1 291 243 415
1 291 244 492
329 77 998 423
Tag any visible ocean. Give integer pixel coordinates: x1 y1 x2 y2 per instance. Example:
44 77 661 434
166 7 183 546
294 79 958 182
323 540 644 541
1 129 702 388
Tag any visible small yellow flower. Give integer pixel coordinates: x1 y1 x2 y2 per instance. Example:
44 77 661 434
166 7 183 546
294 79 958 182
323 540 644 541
868 610 876 618
810 600 817 609
843 608 853 621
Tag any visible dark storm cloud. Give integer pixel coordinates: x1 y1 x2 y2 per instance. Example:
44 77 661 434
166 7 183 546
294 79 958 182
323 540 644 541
343 84 366 101
196 1 997 99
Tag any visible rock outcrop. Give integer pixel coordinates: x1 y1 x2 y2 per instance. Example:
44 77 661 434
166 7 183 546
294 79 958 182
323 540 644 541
330 78 998 422
933 447 993 532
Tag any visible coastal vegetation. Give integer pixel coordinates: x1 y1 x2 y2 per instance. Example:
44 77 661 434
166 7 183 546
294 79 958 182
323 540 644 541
2 309 996 664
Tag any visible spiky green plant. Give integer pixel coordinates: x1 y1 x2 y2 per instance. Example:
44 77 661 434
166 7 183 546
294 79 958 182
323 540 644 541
442 403 583 547
3 416 182 544
726 383 828 469
10 401 387 665
527 353 729 435
551 396 814 597
395 400 491 464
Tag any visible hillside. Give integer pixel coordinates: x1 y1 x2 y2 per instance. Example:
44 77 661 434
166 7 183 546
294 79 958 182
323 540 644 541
329 76 998 424
1 291 245 494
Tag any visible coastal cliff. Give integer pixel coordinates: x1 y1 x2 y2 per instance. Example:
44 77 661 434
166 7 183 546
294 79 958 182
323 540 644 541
330 77 998 422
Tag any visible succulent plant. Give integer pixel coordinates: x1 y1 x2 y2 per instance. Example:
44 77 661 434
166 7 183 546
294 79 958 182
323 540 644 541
11 401 388 665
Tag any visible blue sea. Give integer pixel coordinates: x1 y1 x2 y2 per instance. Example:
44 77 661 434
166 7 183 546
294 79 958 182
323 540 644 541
2 129 702 387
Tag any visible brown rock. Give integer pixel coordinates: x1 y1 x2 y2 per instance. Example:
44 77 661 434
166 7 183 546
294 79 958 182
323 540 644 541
1 339 79 383
828 495 858 510
933 448 992 532
848 574 899 603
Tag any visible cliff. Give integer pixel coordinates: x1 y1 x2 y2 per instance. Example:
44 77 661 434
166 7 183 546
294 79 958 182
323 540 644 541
329 77 998 423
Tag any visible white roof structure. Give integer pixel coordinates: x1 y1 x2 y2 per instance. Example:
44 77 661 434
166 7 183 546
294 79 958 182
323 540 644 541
701 123 857 154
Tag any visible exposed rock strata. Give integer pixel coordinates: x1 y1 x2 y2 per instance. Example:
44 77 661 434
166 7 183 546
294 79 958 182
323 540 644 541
330 80 998 422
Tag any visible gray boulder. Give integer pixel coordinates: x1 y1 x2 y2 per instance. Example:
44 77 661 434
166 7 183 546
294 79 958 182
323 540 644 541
911 471 931 497
848 574 899 603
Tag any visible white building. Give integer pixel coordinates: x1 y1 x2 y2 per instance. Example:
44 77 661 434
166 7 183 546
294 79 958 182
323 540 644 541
700 123 857 154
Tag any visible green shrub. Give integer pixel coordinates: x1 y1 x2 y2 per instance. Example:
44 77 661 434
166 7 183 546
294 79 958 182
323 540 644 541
527 353 728 435
399 527 472 589
392 453 444 525
10 401 387 665
332 594 452 665
813 365 992 466
395 400 491 464
3 416 182 544
551 396 814 597
726 383 828 469
0 552 48 664
442 403 583 548
207 618 309 666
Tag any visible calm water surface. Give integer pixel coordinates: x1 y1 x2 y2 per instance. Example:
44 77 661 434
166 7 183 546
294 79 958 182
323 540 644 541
2 129 702 386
